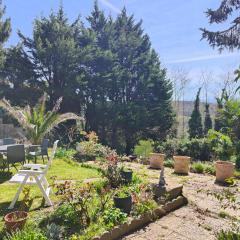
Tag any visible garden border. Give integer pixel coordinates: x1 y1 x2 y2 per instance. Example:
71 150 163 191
92 186 187 240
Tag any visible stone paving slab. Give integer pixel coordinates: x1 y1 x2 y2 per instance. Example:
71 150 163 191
122 162 239 240
122 205 229 240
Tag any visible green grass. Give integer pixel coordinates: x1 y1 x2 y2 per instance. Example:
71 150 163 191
0 157 100 230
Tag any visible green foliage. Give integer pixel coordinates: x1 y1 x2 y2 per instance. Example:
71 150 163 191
76 132 115 161
204 163 215 175
157 138 212 161
132 200 157 216
191 162 215 175
3 226 47 240
204 103 212 135
115 186 131 198
191 162 204 174
0 1 11 69
55 148 76 159
49 203 80 226
134 140 153 159
0 95 82 144
164 159 174 168
208 130 233 161
201 0 240 51
217 229 240 240
2 4 174 153
188 88 203 139
45 223 63 240
103 208 127 229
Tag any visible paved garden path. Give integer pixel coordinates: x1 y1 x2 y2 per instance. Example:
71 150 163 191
122 162 239 240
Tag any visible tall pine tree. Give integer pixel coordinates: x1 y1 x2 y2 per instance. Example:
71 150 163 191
0 0 10 68
188 88 203 139
9 6 85 111
204 103 212 135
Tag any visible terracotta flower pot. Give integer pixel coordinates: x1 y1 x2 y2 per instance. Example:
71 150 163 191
173 156 191 174
149 153 165 169
4 211 28 232
215 161 234 183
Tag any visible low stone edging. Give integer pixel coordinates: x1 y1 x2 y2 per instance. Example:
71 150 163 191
92 195 188 240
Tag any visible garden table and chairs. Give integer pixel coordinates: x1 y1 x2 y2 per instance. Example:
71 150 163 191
0 138 51 172
8 140 59 209
28 139 50 163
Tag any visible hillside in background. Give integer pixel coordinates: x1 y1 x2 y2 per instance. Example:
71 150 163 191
173 101 217 137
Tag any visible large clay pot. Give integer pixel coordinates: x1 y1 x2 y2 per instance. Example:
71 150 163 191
149 153 165 169
215 161 234 183
173 156 191 174
4 211 28 232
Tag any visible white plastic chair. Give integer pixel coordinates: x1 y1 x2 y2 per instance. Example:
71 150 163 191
8 140 59 209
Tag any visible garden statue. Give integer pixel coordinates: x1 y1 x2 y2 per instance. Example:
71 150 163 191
152 167 167 201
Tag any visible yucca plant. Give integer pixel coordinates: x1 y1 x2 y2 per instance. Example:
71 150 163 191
0 94 83 144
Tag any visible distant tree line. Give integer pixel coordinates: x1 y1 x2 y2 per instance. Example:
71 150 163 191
0 1 174 153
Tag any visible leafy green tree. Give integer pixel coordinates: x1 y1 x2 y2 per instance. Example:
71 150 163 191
214 89 228 131
204 103 212 135
1 3 174 153
188 88 203 139
0 95 82 144
8 6 84 111
83 5 174 153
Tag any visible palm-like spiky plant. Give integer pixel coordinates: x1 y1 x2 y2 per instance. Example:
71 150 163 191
0 95 83 144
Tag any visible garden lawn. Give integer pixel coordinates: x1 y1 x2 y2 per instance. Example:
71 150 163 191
0 157 100 230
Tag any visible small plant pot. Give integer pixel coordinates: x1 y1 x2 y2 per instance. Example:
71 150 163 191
173 156 191 174
114 195 132 214
149 153 165 169
129 155 137 161
121 170 133 184
4 211 28 232
215 161 234 183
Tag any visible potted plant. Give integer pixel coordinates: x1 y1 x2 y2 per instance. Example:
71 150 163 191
208 130 235 183
173 156 191 174
4 211 28 232
120 166 133 184
4 187 32 232
149 153 165 169
114 188 132 214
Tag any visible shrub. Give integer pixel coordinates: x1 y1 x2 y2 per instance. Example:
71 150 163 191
217 229 240 240
76 132 114 161
208 130 234 161
191 162 204 174
49 203 79 226
156 138 213 161
156 139 178 159
103 208 127 229
164 159 174 168
45 223 64 240
134 140 153 159
55 148 76 159
204 163 215 175
3 226 47 240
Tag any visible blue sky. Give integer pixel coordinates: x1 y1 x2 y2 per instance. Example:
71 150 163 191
3 0 240 101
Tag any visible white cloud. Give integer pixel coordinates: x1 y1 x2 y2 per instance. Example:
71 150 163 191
166 53 240 64
99 0 121 14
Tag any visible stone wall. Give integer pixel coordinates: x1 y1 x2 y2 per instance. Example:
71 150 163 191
0 118 25 139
